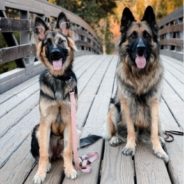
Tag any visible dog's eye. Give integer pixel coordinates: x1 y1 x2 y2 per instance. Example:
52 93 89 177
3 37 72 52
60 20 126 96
58 39 64 45
43 38 52 46
129 31 137 40
143 31 151 40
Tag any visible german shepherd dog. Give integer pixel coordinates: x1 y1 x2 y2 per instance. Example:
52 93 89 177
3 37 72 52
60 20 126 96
31 12 78 183
106 6 169 162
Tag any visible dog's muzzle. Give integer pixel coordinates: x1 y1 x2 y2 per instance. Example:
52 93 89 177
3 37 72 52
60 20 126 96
135 38 146 69
50 48 68 71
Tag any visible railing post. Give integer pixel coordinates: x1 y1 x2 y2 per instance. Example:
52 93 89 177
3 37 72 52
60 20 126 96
20 10 34 75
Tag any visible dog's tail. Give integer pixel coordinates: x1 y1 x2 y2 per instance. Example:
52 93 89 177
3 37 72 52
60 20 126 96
30 124 39 160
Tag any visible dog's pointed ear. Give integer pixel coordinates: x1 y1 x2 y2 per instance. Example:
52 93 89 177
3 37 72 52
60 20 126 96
56 12 70 36
142 6 158 41
120 7 135 33
34 17 48 41
142 6 156 26
119 7 135 44
67 37 77 51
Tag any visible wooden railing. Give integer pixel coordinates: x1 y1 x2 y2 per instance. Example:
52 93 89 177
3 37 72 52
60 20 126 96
158 6 183 61
0 0 102 93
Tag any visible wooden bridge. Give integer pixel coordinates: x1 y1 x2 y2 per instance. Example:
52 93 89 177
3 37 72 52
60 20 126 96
0 1 183 184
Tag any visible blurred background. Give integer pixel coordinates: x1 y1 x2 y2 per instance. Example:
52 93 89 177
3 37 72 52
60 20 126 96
48 0 183 54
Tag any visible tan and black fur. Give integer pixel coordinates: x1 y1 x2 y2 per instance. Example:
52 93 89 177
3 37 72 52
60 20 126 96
106 6 169 162
31 12 78 184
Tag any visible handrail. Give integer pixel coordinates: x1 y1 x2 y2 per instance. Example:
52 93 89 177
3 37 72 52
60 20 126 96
158 6 183 61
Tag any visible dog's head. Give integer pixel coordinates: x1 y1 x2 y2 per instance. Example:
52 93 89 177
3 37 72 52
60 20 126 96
34 12 77 76
119 6 159 70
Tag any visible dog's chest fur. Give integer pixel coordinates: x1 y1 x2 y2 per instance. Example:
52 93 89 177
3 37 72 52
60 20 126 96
39 69 77 135
40 69 77 101
117 62 163 128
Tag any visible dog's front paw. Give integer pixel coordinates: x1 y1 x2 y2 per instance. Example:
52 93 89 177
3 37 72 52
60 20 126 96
33 171 46 184
65 167 77 179
109 136 123 147
153 147 169 162
122 144 135 156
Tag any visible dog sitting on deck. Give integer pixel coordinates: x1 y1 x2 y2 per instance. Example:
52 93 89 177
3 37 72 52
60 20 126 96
31 12 78 184
106 6 169 162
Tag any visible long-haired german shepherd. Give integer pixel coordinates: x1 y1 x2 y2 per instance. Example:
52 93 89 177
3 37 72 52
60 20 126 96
31 12 78 183
106 6 169 162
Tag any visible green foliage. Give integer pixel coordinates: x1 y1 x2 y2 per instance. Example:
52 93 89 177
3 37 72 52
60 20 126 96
0 33 7 48
0 61 17 74
57 0 116 25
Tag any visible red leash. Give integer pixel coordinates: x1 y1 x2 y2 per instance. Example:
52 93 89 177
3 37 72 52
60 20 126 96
70 92 99 173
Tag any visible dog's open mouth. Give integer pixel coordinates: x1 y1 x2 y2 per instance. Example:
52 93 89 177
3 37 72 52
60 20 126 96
52 59 63 71
135 55 146 69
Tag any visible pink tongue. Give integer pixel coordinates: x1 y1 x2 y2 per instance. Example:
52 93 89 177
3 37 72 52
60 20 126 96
53 59 62 71
135 56 146 69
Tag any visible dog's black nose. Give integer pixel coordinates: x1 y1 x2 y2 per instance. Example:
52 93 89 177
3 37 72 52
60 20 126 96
50 48 61 60
137 38 145 56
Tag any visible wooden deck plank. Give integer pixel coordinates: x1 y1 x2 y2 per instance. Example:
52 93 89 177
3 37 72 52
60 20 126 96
135 143 171 184
164 70 184 101
0 82 39 118
0 92 39 138
100 142 134 184
80 56 118 137
77 55 113 128
77 55 106 94
0 106 39 168
160 100 184 184
162 80 184 129
161 55 184 73
76 58 95 78
162 60 184 84
73 55 95 72
0 75 39 104
0 136 36 184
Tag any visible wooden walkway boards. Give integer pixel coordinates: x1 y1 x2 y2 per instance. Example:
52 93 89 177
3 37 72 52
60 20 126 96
0 55 183 184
